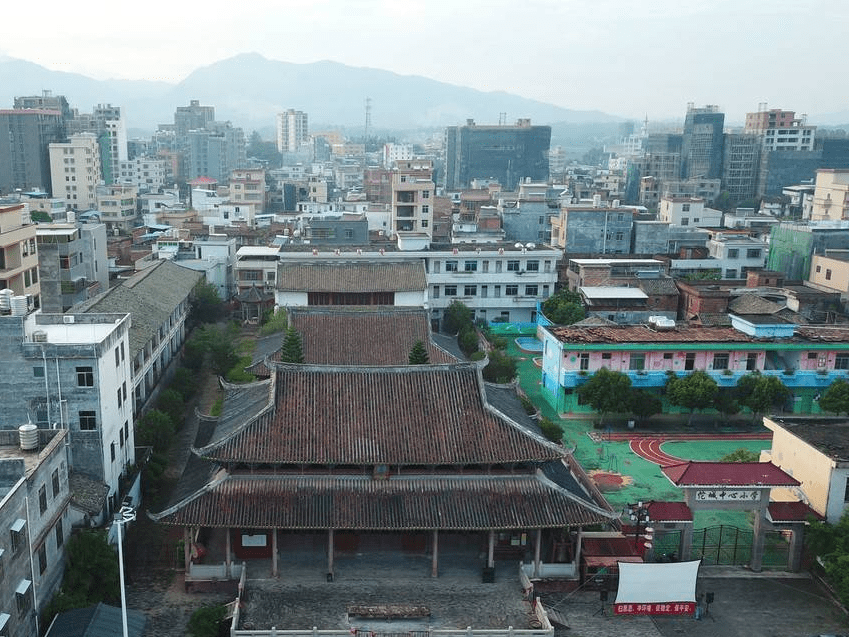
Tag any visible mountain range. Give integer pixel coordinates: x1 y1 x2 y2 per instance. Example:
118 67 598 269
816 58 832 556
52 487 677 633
0 53 622 135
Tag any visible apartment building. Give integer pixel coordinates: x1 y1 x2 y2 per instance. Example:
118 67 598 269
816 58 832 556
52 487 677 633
550 200 633 255
276 109 309 154
0 203 41 308
96 184 138 234
36 222 108 312
117 156 167 192
48 133 102 211
229 168 266 214
658 196 723 228
391 164 434 240
0 109 66 195
810 169 849 222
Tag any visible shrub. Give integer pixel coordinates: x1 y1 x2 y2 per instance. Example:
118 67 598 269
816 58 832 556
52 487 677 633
171 367 198 400
260 309 289 335
458 326 479 356
188 604 228 637
469 351 486 361
538 416 562 443
482 350 517 383
225 356 255 383
519 395 536 415
210 396 224 417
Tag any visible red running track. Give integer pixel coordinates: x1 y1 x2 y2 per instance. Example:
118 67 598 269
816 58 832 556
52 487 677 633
589 432 773 467
629 438 683 467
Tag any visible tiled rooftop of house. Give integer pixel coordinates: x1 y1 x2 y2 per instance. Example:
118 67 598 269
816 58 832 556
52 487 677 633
548 324 753 344
277 261 427 292
661 461 800 487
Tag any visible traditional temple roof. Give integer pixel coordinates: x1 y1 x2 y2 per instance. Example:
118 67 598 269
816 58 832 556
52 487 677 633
277 261 426 293
662 461 800 487
151 471 615 530
195 364 563 466
767 501 824 523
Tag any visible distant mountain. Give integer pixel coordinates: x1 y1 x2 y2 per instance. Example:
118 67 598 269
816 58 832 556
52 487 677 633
0 53 622 133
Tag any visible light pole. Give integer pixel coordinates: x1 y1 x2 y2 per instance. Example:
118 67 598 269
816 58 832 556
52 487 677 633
115 505 136 637
627 502 653 552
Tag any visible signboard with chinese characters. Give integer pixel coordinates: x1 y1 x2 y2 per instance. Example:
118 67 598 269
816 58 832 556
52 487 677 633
614 602 695 615
694 489 761 502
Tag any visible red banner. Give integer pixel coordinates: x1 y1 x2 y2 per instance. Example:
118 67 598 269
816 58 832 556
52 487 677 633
614 602 695 615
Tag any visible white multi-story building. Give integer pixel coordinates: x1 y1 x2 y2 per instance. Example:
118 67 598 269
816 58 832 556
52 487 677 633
391 172 434 240
49 134 102 211
229 168 265 214
277 109 309 154
117 156 167 192
669 233 768 280
95 184 137 234
658 196 723 228
383 143 413 168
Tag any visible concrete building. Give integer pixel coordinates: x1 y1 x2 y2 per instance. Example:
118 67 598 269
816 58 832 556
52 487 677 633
0 109 66 195
0 427 72 637
444 119 551 191
391 164 434 240
498 182 563 244
658 196 723 228
382 143 413 168
185 125 246 183
681 105 724 180
0 203 41 308
810 169 849 222
36 222 108 313
668 232 767 280
174 100 215 140
550 200 633 255
745 107 816 152
0 311 134 515
276 109 309 154
809 251 849 301
722 133 762 202
229 168 266 214
75 260 202 417
117 156 167 192
48 133 102 211
95 184 138 234
153 234 236 301
67 104 128 184
564 258 666 291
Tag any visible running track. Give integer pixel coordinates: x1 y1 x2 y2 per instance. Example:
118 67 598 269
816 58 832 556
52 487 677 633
588 431 772 467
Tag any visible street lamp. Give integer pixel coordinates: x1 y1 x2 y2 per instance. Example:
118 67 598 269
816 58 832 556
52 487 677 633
114 505 136 637
627 502 653 550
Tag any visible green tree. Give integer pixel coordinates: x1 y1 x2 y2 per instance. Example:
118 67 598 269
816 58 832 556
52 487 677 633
137 409 176 452
819 379 849 415
156 389 185 427
171 367 198 400
280 326 305 363
189 280 225 327
482 350 517 383
30 210 53 223
665 371 718 426
719 448 759 462
736 373 789 423
42 530 121 627
188 604 228 637
444 300 473 334
458 326 479 356
628 389 662 424
408 340 429 365
806 512 849 608
247 130 283 166
537 416 563 443
577 367 632 425
541 289 585 325
715 388 741 419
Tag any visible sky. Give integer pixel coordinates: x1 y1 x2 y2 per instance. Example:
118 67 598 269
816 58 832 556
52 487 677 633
2 0 848 124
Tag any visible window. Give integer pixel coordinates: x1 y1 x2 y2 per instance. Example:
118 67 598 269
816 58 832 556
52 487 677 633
526 260 539 272
579 353 589 370
725 269 737 279
432 286 440 298
52 469 59 497
115 346 120 366
16 581 31 616
506 284 519 296
836 354 849 370
525 284 538 296
507 260 520 271
663 353 674 360
422 205 429 214
444 285 457 296
712 353 730 370
432 261 440 273
421 219 428 227
38 485 47 515
680 218 689 226
482 261 489 273
747 352 758 371
602 353 612 360
55 519 63 549
119 429 124 448
76 366 94 387
124 421 129 442
727 248 739 258
629 354 645 371
464 260 478 272
117 388 122 408
746 248 761 259
10 520 25 553
121 342 125 361
481 285 488 298
682 204 691 212
33 366 44 378
684 353 695 370
543 284 550 296
464 285 477 296
826 269 832 281
495 261 502 273
816 265 822 273
38 545 47 575
79 411 96 431
844 476 849 503
110 442 116 462
494 285 501 298
422 191 430 199
615 232 623 241
122 382 127 401
445 260 458 272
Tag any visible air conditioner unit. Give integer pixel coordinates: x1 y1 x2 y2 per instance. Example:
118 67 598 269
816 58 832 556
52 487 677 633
63 315 75 324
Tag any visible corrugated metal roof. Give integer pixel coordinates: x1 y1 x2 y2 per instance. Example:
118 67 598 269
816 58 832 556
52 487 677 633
198 365 562 465
152 473 613 530
277 261 426 293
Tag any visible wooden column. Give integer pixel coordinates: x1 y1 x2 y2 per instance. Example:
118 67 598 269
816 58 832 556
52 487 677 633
431 530 439 578
225 528 231 579
183 527 191 572
487 530 495 568
272 529 278 577
575 528 583 568
327 529 335 578
533 529 542 578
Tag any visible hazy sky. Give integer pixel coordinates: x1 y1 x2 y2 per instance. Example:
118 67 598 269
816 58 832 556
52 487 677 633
3 0 847 123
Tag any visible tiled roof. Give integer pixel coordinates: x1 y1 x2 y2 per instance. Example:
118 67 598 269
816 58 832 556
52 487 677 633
46 603 146 637
151 472 614 530
75 260 203 356
793 326 849 342
767 501 824 523
662 461 800 487
548 324 752 344
645 501 692 522
290 307 457 365
728 295 783 315
693 313 732 327
197 365 563 465
638 278 680 296
68 473 109 516
765 417 849 461
277 261 426 293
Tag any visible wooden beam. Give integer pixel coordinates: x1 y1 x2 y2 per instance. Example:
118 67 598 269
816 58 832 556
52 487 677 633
328 529 335 578
534 529 542 578
431 530 439 578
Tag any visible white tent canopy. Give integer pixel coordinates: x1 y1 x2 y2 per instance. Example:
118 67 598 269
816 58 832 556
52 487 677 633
615 560 700 605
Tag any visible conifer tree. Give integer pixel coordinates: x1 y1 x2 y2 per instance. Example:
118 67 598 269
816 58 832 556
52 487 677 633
280 326 305 363
408 340 429 365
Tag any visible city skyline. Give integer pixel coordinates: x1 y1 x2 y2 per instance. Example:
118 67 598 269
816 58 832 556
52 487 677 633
1 0 846 124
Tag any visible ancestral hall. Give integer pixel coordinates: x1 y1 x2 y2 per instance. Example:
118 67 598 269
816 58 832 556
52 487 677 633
151 357 616 580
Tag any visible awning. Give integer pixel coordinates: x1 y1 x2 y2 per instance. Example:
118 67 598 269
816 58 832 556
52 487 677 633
11 519 25 533
15 579 31 595
0 613 9 630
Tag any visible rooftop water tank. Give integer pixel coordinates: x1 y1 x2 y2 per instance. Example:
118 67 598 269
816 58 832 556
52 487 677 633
18 424 38 451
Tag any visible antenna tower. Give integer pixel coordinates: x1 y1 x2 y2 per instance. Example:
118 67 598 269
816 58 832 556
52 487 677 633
499 112 507 126
364 97 372 141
